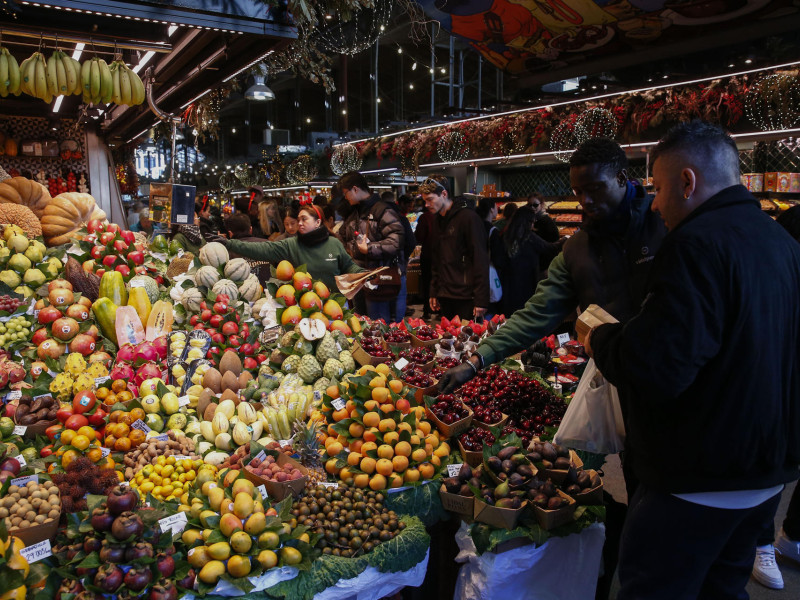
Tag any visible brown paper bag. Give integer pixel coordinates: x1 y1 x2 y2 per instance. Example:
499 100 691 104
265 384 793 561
335 267 390 300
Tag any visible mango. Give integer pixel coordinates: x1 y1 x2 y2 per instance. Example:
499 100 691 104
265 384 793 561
244 512 266 536
230 531 252 554
227 554 252 578
207 541 231 561
219 513 243 538
233 492 254 519
198 560 226 585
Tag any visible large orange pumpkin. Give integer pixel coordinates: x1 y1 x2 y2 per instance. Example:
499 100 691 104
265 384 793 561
41 192 107 246
0 176 52 218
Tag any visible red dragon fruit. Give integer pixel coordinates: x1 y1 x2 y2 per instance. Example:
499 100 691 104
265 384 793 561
151 336 168 360
110 363 135 382
134 341 158 363
116 344 137 363
133 363 162 387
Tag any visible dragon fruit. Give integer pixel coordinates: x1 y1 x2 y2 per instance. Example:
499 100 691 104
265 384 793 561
110 363 135 382
151 336 168 360
134 363 162 387
134 341 158 363
116 344 137 363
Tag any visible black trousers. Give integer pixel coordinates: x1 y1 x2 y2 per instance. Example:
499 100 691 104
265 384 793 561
618 485 781 600
757 483 800 545
438 297 474 321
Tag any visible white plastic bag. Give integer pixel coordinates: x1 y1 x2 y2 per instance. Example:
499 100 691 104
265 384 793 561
554 358 625 455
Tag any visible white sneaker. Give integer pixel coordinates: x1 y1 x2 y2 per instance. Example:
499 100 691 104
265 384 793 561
775 528 800 564
753 545 784 589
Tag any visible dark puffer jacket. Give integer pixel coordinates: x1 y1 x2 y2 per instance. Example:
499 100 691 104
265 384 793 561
339 194 406 272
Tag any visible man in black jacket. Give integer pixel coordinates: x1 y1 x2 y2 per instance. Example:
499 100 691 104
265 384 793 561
421 175 489 320
587 121 800 600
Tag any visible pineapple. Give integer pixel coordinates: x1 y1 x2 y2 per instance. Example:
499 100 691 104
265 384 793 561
86 361 108 379
50 372 74 402
293 419 325 485
72 373 95 395
64 353 87 378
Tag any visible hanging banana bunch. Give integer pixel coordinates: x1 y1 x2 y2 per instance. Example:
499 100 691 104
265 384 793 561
48 49 83 96
18 52 55 102
0 46 22 97
80 55 113 104
109 59 145 106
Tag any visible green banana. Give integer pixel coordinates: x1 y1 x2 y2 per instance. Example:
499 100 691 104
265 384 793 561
45 53 58 97
80 57 91 97
128 65 145 105
34 53 47 100
98 58 112 103
7 51 20 95
60 51 76 94
110 62 122 105
19 56 32 96
89 57 100 102
119 64 131 105
0 51 8 97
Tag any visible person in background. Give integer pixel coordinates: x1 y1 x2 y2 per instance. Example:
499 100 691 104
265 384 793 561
224 213 271 284
528 193 560 243
313 194 327 207
218 200 363 292
398 194 414 215
494 200 517 234
381 191 395 205
412 195 426 213
338 171 407 323
270 202 299 241
259 200 284 238
323 205 337 234
587 120 800 600
751 202 800 591
169 204 207 254
422 176 489 321
477 197 503 316
414 198 438 320
127 202 141 229
496 206 561 315
196 200 218 241
209 204 225 234
235 186 266 238
130 207 152 235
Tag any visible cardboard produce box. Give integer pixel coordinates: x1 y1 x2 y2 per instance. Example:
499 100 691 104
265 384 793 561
474 412 508 432
576 304 619 346
405 381 438 405
410 333 440 348
537 450 584 485
531 490 577 530
459 438 484 467
351 340 393 367
474 497 528 529
439 484 474 516
573 469 603 505
425 399 473 439
243 453 308 500
7 485 60 546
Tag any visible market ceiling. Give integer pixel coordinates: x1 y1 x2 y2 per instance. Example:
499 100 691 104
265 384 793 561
0 0 294 141
416 0 800 87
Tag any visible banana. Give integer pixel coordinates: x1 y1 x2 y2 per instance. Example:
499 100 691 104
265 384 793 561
34 53 47 100
69 57 82 94
89 57 100 102
0 51 8 97
7 51 20 95
80 58 91 97
19 56 32 96
98 58 112 104
110 62 122 105
46 53 58 97
119 63 131 106
54 52 67 95
60 52 76 94
128 66 145 105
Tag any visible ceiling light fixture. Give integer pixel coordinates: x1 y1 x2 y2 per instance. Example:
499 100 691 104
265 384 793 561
245 74 275 101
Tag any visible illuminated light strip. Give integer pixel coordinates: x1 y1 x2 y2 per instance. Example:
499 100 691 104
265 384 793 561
71 42 85 60
132 51 155 74
180 88 213 109
338 59 800 146
52 95 64 113
223 50 275 82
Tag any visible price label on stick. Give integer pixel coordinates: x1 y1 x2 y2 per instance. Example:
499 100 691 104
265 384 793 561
257 485 268 499
178 395 191 407
10 475 37 487
94 376 110 386
319 482 339 489
12 425 26 436
20 539 52 564
6 390 21 401
153 434 169 442
447 464 463 478
174 455 193 461
131 419 151 433
279 439 292 448
100 448 110 459
332 398 345 411
158 512 188 536
254 450 267 463
557 333 570 346
394 358 409 371
15 455 26 468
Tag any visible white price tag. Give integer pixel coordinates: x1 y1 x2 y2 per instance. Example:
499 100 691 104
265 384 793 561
153 434 169 442
150 252 168 262
12 425 27 436
94 376 110 386
174 455 193 461
0 315 12 323
10 474 38 487
319 482 338 489
557 333 570 346
178 395 190 407
158 512 188 535
100 448 110 458
279 439 292 448
257 484 268 499
254 450 267 463
394 358 410 371
15 455 26 468
26 300 35 316
176 214 189 224
6 390 22 401
313 391 322 401
20 539 52 564
129 279 146 288
331 398 345 411
131 419 152 433
447 464 463 478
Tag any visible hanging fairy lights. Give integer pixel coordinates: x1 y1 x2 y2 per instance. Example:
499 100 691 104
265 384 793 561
576 107 618 140
310 0 393 56
285 155 318 184
745 72 800 131
330 143 363 175
437 131 469 165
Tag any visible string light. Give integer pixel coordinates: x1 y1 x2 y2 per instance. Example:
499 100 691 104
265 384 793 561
310 0 392 56
492 128 526 164
437 131 469 164
330 143 363 175
400 149 420 178
285 155 317 184
745 73 800 131
234 164 258 188
550 119 582 163
576 107 618 140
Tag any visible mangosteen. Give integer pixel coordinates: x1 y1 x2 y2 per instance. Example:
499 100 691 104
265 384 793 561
149 582 179 600
89 506 115 532
125 541 154 562
155 552 176 578
99 541 127 563
106 486 139 516
82 536 102 554
123 566 152 592
111 511 144 541
94 564 124 593
178 569 196 591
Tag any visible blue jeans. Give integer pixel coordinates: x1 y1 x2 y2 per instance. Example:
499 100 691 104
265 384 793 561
365 275 406 323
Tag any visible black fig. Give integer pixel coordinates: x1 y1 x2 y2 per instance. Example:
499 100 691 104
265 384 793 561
497 447 516 461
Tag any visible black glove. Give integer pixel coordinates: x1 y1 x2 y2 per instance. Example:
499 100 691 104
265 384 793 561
438 362 476 394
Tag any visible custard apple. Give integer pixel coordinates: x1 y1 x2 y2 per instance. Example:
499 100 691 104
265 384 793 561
323 358 345 380
332 329 350 351
313 377 330 394
280 331 296 348
298 355 322 384
282 354 301 374
293 339 314 356
338 350 355 373
315 333 339 364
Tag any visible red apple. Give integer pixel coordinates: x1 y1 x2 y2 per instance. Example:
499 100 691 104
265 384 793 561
120 230 135 244
68 333 97 356
244 357 258 370
240 343 254 355
66 304 90 321
209 315 222 328
102 255 117 267
189 315 199 326
56 405 74 424
113 240 128 254
31 328 49 346
211 332 225 345
52 317 79 341
37 338 66 360
96 269 106 278
65 414 89 430
200 309 212 322
212 302 227 315
221 321 239 336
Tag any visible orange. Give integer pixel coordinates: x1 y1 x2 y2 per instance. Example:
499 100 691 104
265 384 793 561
77 426 96 440
95 387 110 400
326 385 340 399
394 441 412 457
397 422 412 434
325 458 340 475
389 473 404 488
104 435 117 448
403 468 421 483
129 429 146 445
86 447 103 463
117 412 132 426
347 452 362 467
418 463 435 479
327 441 344 457
363 400 379 412
425 443 433 455
388 380 403 394
426 434 440 450
369 376 386 389
60 430 76 445
380 403 395 415
71 434 90 451
61 449 79 469
361 441 378 454
349 439 364 455
111 379 127 393
375 459 394 477
369 474 387 491
413 406 427 419
359 457 376 474
336 434 348 446
353 473 370 488
327 424 337 437
117 391 133 403
383 431 399 446
114 437 132 452
339 467 354 485
104 393 117 406
348 422 364 438
375 363 391 376
392 455 409 472
109 410 122 423
378 419 396 433
111 422 130 438
410 435 421 446
332 409 349 422
363 428 378 443
377 444 394 459
418 421 432 436
362 412 380 428
371 387 389 403
411 448 428 463
345 400 356 413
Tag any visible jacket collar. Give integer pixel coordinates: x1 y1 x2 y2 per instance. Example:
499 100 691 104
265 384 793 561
671 184 758 235
583 181 649 238
357 193 382 216
440 197 468 223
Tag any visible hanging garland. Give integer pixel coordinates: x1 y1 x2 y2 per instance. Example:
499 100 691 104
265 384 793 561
550 115 582 163
330 143 363 175
234 164 260 189
437 131 469 164
492 125 527 164
260 150 285 187
745 72 800 131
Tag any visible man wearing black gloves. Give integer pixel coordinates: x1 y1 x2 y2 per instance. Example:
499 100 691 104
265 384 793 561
586 121 800 600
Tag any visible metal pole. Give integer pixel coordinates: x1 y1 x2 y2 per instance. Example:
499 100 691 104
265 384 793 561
374 39 379 135
430 23 436 118
448 35 455 109
458 50 464 112
478 56 482 111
